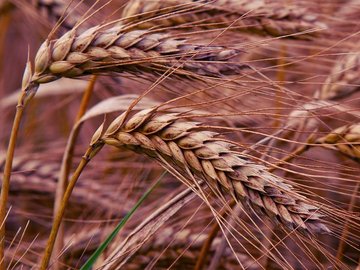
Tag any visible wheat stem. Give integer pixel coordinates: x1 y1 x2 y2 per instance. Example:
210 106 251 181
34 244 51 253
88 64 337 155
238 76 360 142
0 101 25 270
39 145 101 270
75 76 97 121
268 134 315 171
1 65 41 266
52 75 97 270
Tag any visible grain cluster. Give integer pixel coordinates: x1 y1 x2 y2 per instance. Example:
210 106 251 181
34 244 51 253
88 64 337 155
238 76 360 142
24 23 243 92
98 108 330 236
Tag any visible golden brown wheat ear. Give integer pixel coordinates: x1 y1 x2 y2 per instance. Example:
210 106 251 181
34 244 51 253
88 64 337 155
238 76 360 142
22 23 244 94
122 0 326 39
315 51 360 100
95 107 330 236
314 51 360 99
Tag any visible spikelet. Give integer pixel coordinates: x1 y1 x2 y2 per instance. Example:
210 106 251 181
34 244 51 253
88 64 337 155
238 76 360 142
96 107 330 236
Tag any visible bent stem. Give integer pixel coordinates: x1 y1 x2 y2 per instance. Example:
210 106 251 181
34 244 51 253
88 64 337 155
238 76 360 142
52 76 97 269
0 99 26 270
75 76 96 122
39 144 103 270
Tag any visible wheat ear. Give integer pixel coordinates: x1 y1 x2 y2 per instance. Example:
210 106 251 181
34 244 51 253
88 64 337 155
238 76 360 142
98 107 330 236
315 51 360 100
25 23 243 90
317 123 360 159
122 0 325 39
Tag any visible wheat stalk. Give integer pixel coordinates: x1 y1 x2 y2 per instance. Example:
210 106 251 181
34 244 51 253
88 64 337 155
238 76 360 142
122 0 326 39
97 107 330 236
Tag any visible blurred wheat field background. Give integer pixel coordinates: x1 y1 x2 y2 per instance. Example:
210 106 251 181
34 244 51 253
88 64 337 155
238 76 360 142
0 0 359 269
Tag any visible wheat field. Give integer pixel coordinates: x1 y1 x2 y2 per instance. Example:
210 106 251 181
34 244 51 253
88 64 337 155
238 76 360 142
0 0 359 269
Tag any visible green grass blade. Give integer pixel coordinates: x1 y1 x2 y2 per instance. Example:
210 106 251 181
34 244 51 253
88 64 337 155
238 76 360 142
80 171 166 270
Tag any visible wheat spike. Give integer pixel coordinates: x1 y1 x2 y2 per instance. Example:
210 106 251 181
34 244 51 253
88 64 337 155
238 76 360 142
122 0 325 39
315 51 360 100
317 123 360 159
96 107 330 236
24 23 243 91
